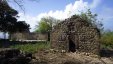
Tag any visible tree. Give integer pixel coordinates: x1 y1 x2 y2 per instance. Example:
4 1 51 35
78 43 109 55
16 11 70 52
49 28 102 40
79 9 103 33
35 17 51 33
0 0 30 39
35 17 60 33
0 0 18 39
35 17 60 41
15 21 30 32
0 0 39 12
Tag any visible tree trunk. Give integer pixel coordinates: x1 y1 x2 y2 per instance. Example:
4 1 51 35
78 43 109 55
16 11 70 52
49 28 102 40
48 32 50 41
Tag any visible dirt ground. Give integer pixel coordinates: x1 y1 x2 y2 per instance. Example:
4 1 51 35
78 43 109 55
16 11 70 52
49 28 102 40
31 49 113 64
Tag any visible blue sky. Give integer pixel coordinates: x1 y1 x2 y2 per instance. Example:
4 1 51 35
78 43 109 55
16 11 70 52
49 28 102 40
8 0 113 32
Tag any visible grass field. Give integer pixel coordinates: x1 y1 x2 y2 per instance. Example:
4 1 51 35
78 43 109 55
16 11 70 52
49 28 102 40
10 41 50 53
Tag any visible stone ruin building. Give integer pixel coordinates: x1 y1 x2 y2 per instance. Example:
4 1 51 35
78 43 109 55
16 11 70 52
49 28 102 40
50 15 100 55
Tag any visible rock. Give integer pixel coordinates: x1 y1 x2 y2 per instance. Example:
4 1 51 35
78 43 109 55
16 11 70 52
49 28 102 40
101 57 113 64
29 59 39 64
61 50 66 53
0 48 20 58
0 48 33 64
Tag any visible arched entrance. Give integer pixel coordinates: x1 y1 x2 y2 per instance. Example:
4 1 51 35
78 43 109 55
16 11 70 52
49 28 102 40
69 39 76 52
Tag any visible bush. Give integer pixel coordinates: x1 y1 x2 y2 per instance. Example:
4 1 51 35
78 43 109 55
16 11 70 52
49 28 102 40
100 31 113 49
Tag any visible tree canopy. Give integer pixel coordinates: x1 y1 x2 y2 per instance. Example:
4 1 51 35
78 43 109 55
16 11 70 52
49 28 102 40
0 0 30 34
35 17 60 33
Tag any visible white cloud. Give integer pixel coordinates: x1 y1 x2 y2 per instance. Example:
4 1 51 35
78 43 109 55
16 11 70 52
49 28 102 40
18 0 102 32
38 0 88 20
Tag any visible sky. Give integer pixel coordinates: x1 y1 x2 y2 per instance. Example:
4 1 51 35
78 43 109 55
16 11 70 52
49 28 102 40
7 0 113 32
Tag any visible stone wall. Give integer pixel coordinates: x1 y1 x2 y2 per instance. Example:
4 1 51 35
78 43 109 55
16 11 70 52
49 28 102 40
10 32 48 41
51 15 100 55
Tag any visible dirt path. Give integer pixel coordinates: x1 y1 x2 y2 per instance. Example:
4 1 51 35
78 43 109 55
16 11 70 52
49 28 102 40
32 50 113 64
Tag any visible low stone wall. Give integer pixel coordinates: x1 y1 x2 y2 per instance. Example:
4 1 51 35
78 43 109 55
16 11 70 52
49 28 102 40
10 32 48 41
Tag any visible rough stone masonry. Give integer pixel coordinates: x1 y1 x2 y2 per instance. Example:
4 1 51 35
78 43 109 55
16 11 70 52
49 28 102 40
50 15 100 55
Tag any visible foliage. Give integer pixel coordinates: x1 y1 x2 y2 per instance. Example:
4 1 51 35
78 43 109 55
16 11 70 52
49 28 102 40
10 41 50 53
0 0 30 39
15 21 30 32
1 0 39 12
79 9 103 32
100 30 113 49
35 17 60 33
36 19 51 33
0 1 30 39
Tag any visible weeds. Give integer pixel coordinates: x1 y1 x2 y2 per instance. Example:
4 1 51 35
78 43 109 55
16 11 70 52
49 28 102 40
10 41 50 53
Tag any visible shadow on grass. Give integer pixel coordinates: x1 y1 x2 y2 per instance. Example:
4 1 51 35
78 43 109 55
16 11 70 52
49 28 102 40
100 49 113 57
0 39 48 48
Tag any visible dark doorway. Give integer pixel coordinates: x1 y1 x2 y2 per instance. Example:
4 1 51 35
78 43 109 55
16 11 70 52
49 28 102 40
69 39 76 52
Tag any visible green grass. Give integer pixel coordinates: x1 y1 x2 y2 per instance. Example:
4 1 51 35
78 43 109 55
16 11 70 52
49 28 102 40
10 41 50 53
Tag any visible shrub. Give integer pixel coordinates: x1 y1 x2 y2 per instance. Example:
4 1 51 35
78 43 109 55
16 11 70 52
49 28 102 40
100 31 113 49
